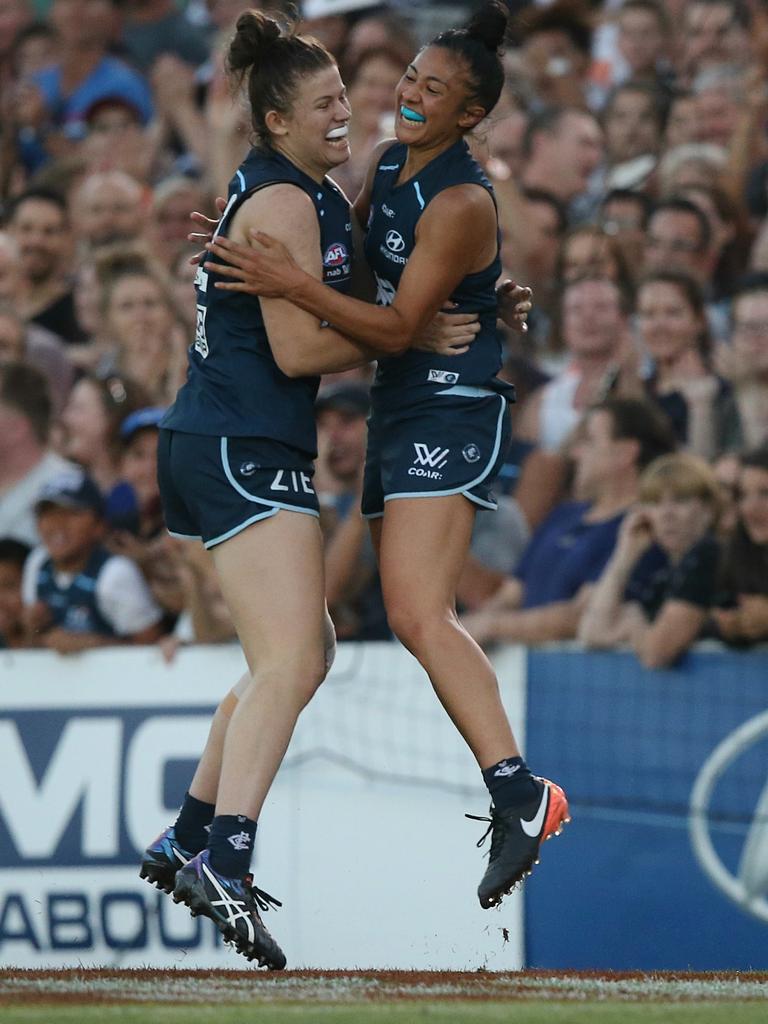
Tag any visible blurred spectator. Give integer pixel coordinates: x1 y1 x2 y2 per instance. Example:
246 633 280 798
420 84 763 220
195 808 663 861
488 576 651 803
463 397 676 645
59 371 151 499
515 275 636 445
555 223 634 294
0 300 74 412
80 97 159 184
111 405 165 539
713 446 768 644
0 0 33 66
120 0 210 73
663 89 701 149
330 44 404 198
515 0 597 110
680 0 752 80
520 106 604 221
644 196 713 282
715 275 768 448
21 466 164 653
149 176 208 270
657 142 728 195
71 170 148 253
315 382 389 641
613 0 673 88
636 269 741 459
600 79 664 191
678 182 751 301
15 0 153 174
579 452 722 668
93 246 186 403
0 537 30 649
599 187 651 277
11 20 57 79
0 362 73 546
4 188 83 343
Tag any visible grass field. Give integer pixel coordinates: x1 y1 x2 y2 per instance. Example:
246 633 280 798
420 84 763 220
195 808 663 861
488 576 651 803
1 969 767 1023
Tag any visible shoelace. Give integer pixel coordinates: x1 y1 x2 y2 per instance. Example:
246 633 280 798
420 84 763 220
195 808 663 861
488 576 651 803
243 874 282 913
465 811 507 858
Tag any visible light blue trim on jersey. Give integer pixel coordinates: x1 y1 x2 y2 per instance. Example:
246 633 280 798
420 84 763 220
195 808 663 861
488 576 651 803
219 438 320 518
236 169 247 192
382 394 506 507
204 507 279 549
434 384 498 399
414 181 425 210
378 164 400 171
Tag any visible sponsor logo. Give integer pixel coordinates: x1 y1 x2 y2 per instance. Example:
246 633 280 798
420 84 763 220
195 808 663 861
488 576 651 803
520 787 549 838
689 710 768 924
463 443 481 464
194 305 209 359
381 203 395 219
375 274 396 308
493 762 520 778
324 243 348 266
409 443 449 478
240 462 256 477
227 831 251 852
385 230 405 253
427 369 460 385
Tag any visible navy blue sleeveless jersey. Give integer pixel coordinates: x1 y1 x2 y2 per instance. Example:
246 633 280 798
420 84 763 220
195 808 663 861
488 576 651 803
36 547 116 636
363 139 503 398
162 147 354 457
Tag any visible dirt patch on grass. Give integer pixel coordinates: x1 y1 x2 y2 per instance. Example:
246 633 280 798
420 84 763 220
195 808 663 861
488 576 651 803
1 969 767 1006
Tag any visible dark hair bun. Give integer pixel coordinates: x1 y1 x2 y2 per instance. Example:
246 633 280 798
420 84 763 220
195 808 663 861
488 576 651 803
466 0 509 52
228 9 282 76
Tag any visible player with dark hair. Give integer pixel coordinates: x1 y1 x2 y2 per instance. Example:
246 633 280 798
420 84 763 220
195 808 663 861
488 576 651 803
137 8 475 969
205 0 569 913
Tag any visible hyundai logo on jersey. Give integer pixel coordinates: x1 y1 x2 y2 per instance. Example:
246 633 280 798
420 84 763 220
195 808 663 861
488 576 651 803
385 230 405 253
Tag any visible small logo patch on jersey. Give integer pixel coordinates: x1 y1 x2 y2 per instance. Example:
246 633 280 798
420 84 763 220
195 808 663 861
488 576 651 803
463 443 481 463
381 203 395 218
240 461 256 477
385 230 405 253
427 369 460 385
324 243 348 266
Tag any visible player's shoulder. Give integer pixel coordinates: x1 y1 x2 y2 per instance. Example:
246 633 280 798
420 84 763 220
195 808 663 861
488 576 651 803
238 182 318 232
424 179 495 226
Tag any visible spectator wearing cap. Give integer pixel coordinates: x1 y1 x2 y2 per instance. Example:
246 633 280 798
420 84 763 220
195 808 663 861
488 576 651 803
22 467 164 654
80 97 158 185
315 382 390 641
107 406 165 539
15 0 153 174
0 362 75 547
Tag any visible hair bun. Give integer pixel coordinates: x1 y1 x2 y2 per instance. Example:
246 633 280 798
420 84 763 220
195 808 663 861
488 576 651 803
466 0 509 52
228 9 282 77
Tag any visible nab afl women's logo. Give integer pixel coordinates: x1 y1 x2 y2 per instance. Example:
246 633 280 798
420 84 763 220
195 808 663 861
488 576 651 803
324 243 348 266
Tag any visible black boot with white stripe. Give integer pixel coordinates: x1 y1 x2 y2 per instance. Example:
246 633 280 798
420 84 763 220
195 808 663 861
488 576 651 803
173 849 286 969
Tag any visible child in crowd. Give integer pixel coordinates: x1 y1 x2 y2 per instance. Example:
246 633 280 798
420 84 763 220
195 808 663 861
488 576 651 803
22 468 164 654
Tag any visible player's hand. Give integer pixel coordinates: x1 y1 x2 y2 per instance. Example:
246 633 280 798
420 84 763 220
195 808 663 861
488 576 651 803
414 304 480 356
204 231 301 298
188 196 227 265
496 280 532 333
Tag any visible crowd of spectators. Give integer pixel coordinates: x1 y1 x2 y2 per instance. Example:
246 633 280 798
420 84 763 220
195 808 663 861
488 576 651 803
2 0 768 666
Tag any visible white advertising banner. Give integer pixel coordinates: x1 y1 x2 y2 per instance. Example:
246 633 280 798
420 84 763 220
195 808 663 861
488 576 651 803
0 643 527 970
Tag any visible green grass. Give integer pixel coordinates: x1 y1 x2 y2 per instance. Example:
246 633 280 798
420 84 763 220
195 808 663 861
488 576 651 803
2 1004 767 1024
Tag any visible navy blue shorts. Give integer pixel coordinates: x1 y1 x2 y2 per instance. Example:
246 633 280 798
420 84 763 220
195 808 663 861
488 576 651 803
361 386 512 518
157 429 319 548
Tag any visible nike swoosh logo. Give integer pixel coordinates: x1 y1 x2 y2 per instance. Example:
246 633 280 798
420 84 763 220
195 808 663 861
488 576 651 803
520 786 549 838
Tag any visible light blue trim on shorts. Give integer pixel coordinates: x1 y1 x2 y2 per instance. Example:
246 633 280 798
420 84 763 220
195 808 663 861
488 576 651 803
382 394 506 507
361 510 385 521
219 438 320 518
167 529 202 541
204 506 279 549
434 384 498 399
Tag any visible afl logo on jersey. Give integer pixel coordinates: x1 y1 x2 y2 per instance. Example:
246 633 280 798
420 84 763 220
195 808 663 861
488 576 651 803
385 230 405 253
324 243 348 266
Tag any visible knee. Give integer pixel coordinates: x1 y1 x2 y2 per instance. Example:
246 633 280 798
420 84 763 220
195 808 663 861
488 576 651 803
386 605 453 654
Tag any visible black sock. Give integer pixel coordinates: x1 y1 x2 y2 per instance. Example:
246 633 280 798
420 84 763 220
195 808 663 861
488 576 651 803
173 792 215 854
207 814 257 878
481 757 538 811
